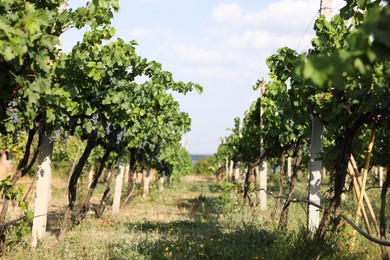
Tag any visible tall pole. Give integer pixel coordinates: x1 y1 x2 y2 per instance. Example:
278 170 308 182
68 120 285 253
378 166 383 188
307 0 331 234
112 160 125 214
287 156 292 178
259 82 267 211
225 157 229 182
31 134 54 247
32 2 67 247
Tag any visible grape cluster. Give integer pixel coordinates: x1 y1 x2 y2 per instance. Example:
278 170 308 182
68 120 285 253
48 129 61 143
116 127 127 144
91 113 99 126
59 135 68 153
139 140 147 148
105 122 111 135
7 99 19 124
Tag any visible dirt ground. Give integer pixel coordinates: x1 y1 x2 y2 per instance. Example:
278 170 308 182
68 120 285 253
180 175 216 183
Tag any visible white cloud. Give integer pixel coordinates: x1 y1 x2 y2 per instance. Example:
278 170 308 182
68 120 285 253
227 30 272 49
135 0 159 3
178 66 227 82
245 0 319 28
211 0 319 33
128 28 155 40
158 42 240 66
211 2 243 24
227 30 315 51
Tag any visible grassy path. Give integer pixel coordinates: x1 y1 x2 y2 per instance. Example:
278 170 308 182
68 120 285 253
5 175 378 259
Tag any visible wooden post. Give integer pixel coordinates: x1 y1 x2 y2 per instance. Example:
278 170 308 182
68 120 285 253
347 162 373 235
307 117 323 234
88 165 93 189
112 160 125 214
142 166 151 197
159 172 165 191
307 0 331 234
229 160 234 182
31 3 67 245
234 162 240 183
259 82 267 211
225 157 229 182
254 166 260 205
320 0 332 18
287 157 292 178
354 130 376 235
348 160 382 237
31 134 53 247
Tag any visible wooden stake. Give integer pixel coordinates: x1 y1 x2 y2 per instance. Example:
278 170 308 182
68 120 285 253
347 163 372 235
31 135 53 247
350 155 381 237
112 161 125 214
353 129 376 239
259 82 267 211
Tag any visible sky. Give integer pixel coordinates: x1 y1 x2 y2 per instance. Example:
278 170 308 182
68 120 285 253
63 0 345 155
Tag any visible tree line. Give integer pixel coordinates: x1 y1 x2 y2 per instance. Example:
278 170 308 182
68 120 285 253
0 0 201 248
215 0 390 258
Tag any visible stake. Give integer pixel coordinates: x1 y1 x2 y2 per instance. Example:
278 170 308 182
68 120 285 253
259 82 267 211
353 129 376 240
307 0 331 234
347 163 372 235
350 155 380 237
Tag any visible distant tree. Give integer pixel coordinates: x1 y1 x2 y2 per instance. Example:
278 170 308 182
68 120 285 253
194 156 215 176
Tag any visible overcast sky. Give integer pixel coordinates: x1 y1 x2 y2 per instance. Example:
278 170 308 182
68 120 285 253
64 0 345 155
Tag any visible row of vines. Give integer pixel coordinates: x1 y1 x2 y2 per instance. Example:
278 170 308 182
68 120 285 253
0 0 201 250
215 0 390 258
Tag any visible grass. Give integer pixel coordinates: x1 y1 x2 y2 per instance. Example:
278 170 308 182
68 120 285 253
1 174 385 259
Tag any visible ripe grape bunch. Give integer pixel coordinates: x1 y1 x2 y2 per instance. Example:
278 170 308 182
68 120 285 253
116 128 127 144
91 113 99 126
49 129 62 143
7 99 19 124
105 122 111 135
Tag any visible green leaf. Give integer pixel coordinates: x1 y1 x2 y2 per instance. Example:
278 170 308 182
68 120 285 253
4 122 15 132
46 109 56 123
303 59 327 86
130 40 138 45
84 121 93 134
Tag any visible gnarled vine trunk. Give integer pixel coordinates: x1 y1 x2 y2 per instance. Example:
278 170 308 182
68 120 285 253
317 127 357 237
75 148 112 222
62 136 97 233
243 166 253 207
0 129 40 225
95 163 115 218
278 155 302 230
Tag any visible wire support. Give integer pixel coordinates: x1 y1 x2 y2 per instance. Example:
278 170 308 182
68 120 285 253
257 188 390 247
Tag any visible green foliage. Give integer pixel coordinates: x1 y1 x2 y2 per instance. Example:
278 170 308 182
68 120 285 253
0 176 33 248
52 136 86 177
238 99 261 164
0 176 27 211
216 1 389 246
293 0 390 171
0 0 202 246
193 156 215 175
157 145 193 180
255 0 390 181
